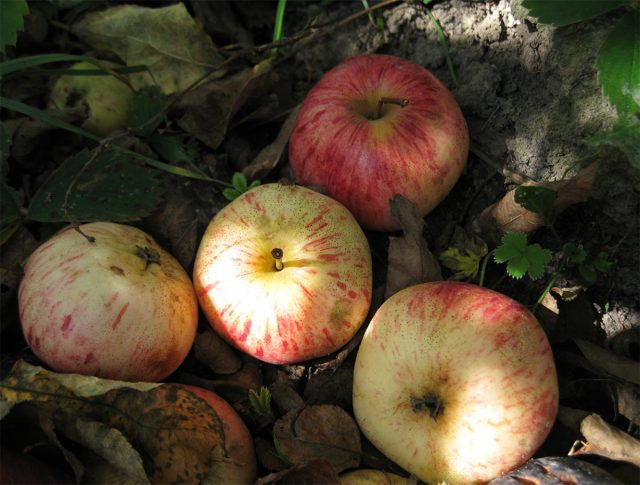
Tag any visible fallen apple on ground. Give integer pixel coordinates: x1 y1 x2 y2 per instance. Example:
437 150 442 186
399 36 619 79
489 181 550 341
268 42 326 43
288 53 469 231
193 183 372 364
353 281 559 485
180 385 258 484
48 60 134 136
18 222 198 381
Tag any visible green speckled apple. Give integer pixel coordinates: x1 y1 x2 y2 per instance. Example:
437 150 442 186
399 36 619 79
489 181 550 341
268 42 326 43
18 222 198 381
353 281 559 485
193 183 372 364
49 61 134 136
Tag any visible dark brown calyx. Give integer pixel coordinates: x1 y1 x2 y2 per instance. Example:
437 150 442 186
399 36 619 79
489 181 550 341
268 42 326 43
136 245 161 268
411 391 444 421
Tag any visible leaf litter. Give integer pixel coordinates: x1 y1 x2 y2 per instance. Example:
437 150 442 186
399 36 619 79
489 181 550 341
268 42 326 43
1 0 639 483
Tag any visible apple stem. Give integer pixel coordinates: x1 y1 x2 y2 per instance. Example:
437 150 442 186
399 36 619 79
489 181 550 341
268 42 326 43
411 392 444 421
271 248 284 271
376 97 409 120
136 245 161 269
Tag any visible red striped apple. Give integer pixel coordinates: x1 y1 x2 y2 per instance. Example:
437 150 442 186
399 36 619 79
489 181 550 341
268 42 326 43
353 281 559 485
288 54 469 231
18 222 198 381
193 183 372 364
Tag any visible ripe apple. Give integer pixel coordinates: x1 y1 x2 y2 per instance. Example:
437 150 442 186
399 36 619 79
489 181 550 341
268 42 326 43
288 54 469 232
180 385 258 484
18 222 198 381
193 183 372 364
48 61 134 136
352 281 559 485
339 469 409 484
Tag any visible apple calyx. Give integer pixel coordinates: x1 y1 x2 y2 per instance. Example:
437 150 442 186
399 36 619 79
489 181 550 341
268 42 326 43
375 97 409 120
411 391 444 421
136 245 161 268
271 248 284 271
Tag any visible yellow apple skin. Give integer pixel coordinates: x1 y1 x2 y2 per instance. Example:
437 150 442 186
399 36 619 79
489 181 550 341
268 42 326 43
49 61 134 136
193 183 372 364
353 281 559 485
339 469 409 484
18 222 198 382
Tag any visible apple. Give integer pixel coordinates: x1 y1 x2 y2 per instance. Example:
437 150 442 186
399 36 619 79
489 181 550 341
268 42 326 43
48 60 134 136
18 222 198 381
193 183 372 364
352 281 559 485
180 385 258 484
339 469 409 484
288 53 469 232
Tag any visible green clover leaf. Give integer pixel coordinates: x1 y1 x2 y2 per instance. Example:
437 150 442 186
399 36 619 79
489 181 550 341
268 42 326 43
494 232 552 280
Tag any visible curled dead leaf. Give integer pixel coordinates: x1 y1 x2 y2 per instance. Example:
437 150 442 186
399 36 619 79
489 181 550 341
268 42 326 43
273 405 361 473
574 338 640 386
256 459 340 484
475 162 599 245
569 413 640 468
176 59 276 149
242 105 300 181
385 195 441 299
194 330 243 375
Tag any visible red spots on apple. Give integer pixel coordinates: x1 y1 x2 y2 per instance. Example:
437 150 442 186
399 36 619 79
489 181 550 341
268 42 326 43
111 302 129 330
60 314 72 333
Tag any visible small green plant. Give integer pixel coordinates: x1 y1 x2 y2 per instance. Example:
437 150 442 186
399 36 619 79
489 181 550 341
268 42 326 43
249 386 272 416
493 232 552 280
223 172 261 201
0 0 29 53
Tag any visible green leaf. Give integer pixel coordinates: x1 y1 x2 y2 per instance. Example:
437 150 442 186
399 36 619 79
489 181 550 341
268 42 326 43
0 97 222 181
126 86 169 137
249 387 271 416
222 188 242 201
0 54 100 78
562 242 587 265
494 232 551 280
587 113 640 167
597 10 640 116
522 0 629 27
579 263 598 284
150 135 198 164
27 148 164 222
514 186 557 225
0 0 29 52
231 172 248 191
593 251 614 273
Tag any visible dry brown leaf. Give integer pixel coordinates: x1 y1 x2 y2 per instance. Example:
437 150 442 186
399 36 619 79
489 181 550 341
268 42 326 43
477 162 598 245
0 361 248 483
385 195 441 299
257 460 340 484
575 338 640 386
176 59 275 149
193 330 242 375
72 3 225 94
615 382 640 426
569 413 640 467
255 437 288 472
242 105 300 181
142 185 198 269
273 405 361 472
269 379 305 415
